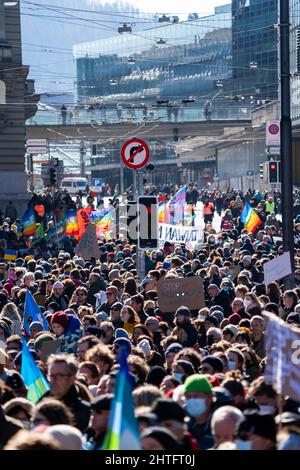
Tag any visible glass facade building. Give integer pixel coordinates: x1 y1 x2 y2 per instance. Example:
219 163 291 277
232 0 278 101
73 6 233 109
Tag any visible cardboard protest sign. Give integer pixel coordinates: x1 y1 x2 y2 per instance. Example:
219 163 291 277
157 277 205 312
76 224 100 260
263 252 292 285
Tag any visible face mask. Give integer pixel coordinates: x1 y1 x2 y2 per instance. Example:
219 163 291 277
227 360 237 371
259 405 276 415
235 439 252 451
172 373 184 383
186 398 207 417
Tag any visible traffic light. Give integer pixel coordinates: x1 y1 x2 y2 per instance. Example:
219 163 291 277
268 161 279 183
138 196 158 250
126 201 137 244
50 167 57 186
259 162 269 183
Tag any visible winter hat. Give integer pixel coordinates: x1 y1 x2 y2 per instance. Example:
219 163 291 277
243 255 252 264
140 426 182 451
205 315 219 328
228 313 241 325
223 325 238 337
50 311 69 331
238 410 276 442
44 425 83 450
115 328 129 339
34 333 55 352
74 258 85 268
201 355 224 373
113 337 132 353
138 339 151 358
96 311 109 322
53 281 64 290
29 322 44 333
152 398 186 422
146 366 167 387
165 343 183 357
176 360 195 376
210 310 224 323
0 321 11 339
184 374 213 396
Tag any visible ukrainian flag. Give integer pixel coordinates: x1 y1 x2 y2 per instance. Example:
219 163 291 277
102 347 141 450
21 338 50 404
4 249 17 261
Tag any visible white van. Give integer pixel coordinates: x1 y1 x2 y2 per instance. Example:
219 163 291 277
61 177 88 195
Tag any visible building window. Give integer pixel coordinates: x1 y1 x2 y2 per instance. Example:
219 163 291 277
297 28 300 72
0 46 12 63
0 80 5 104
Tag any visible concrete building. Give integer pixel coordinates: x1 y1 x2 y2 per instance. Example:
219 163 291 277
0 1 38 215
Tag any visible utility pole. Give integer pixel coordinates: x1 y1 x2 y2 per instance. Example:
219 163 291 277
280 0 295 288
80 141 85 177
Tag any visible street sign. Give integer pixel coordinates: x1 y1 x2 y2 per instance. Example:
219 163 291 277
26 139 48 155
121 138 150 170
26 147 48 155
266 121 280 146
92 178 103 187
265 146 280 155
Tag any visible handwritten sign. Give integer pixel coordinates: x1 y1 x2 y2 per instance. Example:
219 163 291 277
264 251 292 285
157 277 205 313
159 223 203 248
76 224 100 260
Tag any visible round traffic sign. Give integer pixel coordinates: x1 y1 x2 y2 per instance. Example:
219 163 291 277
268 123 280 135
121 138 150 170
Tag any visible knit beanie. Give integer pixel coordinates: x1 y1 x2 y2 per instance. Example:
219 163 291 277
183 374 213 396
201 355 224 373
50 311 69 331
138 339 151 358
34 333 55 352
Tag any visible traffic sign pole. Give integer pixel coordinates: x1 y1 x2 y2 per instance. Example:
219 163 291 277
136 171 145 281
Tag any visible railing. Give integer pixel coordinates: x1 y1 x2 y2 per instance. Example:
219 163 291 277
26 105 251 126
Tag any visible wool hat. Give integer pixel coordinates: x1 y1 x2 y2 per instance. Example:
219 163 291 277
74 258 85 268
138 339 151 358
165 342 183 357
176 360 195 376
228 313 241 325
50 311 69 331
238 409 277 442
114 328 129 339
53 281 64 290
113 337 132 353
152 398 186 422
205 314 219 328
111 302 123 311
29 321 44 333
223 325 239 337
201 355 224 373
44 425 83 450
146 366 167 387
95 311 109 322
183 374 213 396
175 306 191 317
34 333 55 352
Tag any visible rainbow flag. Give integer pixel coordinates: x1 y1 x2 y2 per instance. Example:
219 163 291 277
241 203 262 233
102 347 141 450
168 186 186 225
21 338 50 404
65 210 79 238
4 249 18 261
158 201 170 224
90 207 113 238
22 209 36 237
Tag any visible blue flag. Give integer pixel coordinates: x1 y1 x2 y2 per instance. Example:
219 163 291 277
23 290 49 335
101 347 141 450
21 339 50 404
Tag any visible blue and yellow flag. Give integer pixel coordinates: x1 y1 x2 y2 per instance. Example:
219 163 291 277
21 338 50 404
4 249 18 261
102 347 141 450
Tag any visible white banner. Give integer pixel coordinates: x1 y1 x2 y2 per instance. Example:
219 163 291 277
158 223 203 247
263 251 292 285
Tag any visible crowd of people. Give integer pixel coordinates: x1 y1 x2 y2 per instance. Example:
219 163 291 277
0 185 300 451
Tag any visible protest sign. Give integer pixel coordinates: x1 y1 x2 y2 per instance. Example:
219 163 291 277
264 312 300 401
263 251 292 285
77 207 92 240
157 277 205 312
158 223 203 248
76 224 100 260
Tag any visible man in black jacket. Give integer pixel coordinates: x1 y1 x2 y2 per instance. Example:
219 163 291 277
47 355 90 432
84 394 113 450
87 273 106 308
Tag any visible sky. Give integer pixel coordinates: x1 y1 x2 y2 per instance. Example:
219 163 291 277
123 0 230 16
